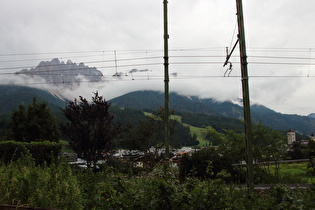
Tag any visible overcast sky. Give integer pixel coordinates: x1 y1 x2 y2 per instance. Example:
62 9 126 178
1 0 315 116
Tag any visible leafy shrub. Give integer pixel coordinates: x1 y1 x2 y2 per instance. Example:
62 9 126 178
1 156 315 209
0 141 61 165
0 140 27 163
101 158 146 176
179 147 237 182
26 141 61 165
264 184 305 209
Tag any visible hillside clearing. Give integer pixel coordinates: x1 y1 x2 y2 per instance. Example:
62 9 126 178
144 112 209 146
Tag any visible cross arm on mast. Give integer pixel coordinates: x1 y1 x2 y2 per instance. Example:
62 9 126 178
223 38 239 67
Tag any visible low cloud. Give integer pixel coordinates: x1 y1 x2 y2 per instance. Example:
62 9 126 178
1 0 315 115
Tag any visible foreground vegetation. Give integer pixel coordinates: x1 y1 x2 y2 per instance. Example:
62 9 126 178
1 154 315 209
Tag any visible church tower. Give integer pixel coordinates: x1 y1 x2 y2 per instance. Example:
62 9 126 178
287 128 296 145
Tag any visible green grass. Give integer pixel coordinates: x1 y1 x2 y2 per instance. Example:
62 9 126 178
185 124 208 146
169 114 209 146
280 162 315 183
266 162 315 184
281 162 306 174
144 112 154 118
144 112 209 146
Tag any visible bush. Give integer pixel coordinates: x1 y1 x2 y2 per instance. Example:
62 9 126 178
179 147 236 182
27 141 62 165
1 159 315 209
101 158 147 176
0 141 61 165
0 140 27 163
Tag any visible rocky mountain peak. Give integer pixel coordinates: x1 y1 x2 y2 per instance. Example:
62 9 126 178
15 58 104 88
66 59 73 65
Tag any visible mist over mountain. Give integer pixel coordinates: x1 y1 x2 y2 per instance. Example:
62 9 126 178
109 90 315 135
16 58 104 88
1 83 315 135
2 56 315 136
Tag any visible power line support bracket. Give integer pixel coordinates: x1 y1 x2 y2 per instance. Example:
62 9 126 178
223 38 239 67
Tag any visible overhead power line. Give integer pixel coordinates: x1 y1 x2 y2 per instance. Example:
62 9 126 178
0 46 315 82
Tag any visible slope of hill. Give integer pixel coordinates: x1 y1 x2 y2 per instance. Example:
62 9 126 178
250 104 315 135
109 90 315 135
308 113 315 119
0 85 66 117
200 98 243 119
109 91 219 116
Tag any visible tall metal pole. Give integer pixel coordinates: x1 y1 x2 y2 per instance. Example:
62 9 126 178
236 0 254 189
163 0 170 159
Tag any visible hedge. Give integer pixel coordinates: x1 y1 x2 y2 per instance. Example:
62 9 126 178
0 141 62 165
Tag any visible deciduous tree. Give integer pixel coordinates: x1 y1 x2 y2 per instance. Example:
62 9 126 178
61 92 123 170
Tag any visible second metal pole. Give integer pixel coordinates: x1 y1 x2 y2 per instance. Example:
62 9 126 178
163 0 170 159
236 0 254 189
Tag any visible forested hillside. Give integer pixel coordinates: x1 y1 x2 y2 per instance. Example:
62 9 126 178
110 91 219 116
1 86 315 136
110 90 315 135
0 85 66 117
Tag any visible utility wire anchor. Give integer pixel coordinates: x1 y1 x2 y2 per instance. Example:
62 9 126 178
223 39 239 77
224 47 233 77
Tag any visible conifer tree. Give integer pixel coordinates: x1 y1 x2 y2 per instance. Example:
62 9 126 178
7 97 59 142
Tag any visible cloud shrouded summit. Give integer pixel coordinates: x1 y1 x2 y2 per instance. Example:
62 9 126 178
16 58 104 88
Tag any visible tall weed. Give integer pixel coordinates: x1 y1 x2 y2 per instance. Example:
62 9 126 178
0 152 81 209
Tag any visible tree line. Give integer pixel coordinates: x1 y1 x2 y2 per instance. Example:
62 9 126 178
2 91 315 179
0 92 198 169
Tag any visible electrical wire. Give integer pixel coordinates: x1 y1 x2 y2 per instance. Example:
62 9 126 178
1 46 315 87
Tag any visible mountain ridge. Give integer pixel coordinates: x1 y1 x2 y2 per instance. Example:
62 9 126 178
109 90 315 135
1 85 314 135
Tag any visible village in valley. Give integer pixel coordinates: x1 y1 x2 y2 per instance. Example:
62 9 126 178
64 128 315 169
